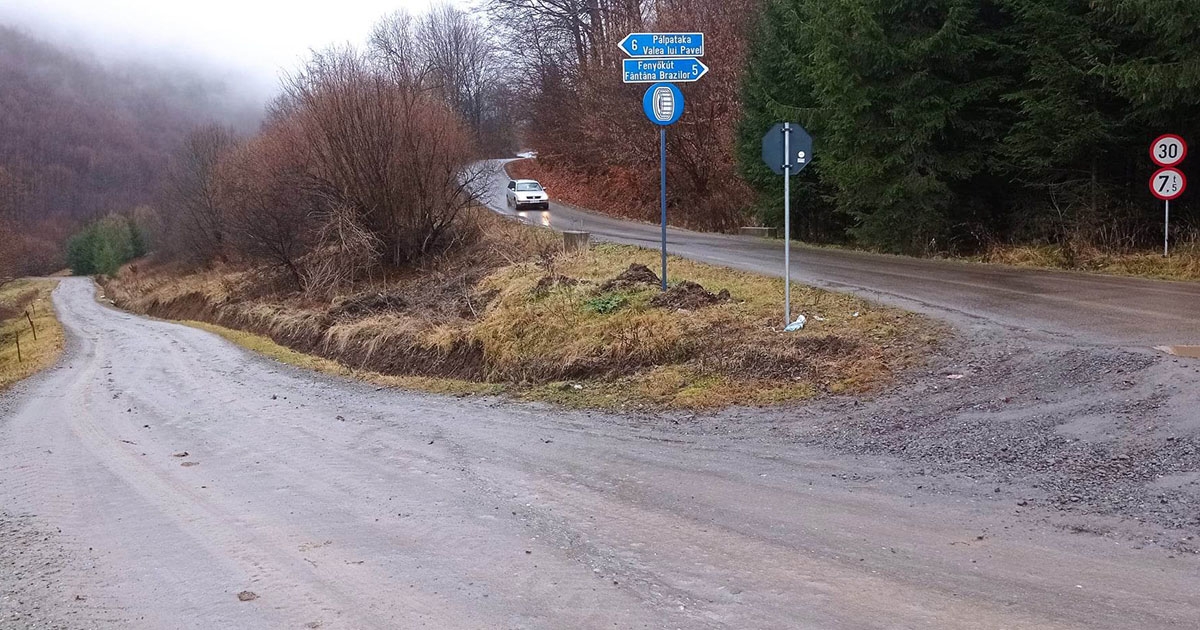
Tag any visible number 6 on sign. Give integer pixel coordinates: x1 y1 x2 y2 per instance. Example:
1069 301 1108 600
1150 167 1187 201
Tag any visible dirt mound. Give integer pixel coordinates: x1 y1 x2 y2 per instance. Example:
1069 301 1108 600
598 264 660 292
533 274 580 296
650 281 730 310
329 292 408 318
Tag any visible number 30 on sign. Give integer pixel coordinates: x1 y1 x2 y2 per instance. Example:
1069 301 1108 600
1150 167 1187 201
1150 134 1187 167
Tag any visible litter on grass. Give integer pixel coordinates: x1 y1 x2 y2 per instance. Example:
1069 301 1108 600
784 315 807 332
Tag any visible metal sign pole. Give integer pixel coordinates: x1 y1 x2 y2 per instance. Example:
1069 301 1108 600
660 127 668 291
783 123 792 326
1165 199 1170 258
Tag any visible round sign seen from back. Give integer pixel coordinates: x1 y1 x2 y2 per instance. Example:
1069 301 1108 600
1150 134 1187 167
643 83 684 126
1150 167 1187 201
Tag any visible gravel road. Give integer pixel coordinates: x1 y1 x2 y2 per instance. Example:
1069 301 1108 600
480 160 1200 347
2 276 1199 627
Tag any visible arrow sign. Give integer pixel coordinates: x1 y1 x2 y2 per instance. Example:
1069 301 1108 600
618 32 704 58
622 58 708 84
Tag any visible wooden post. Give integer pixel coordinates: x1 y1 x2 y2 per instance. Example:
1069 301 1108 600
14 331 21 363
25 311 36 341
563 231 590 253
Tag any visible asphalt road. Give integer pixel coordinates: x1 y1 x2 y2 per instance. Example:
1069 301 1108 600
2 278 1199 629
480 160 1200 347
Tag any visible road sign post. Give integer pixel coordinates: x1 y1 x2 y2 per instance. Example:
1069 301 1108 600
622 34 705 291
1150 135 1189 257
762 122 814 327
642 82 684 291
784 124 791 325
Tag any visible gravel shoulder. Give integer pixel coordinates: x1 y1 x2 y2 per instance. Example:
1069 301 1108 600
1 278 1199 629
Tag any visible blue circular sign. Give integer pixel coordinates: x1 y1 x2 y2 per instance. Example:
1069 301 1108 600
643 82 684 126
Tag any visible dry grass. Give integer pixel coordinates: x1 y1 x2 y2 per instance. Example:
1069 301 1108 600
182 320 502 396
0 279 64 390
478 243 935 409
981 242 1200 282
105 221 937 410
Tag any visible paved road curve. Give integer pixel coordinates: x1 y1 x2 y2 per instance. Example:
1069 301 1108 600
2 280 1198 629
481 160 1200 346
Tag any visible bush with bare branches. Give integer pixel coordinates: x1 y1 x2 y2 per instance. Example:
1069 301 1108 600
282 37 483 267
219 119 324 289
162 125 240 264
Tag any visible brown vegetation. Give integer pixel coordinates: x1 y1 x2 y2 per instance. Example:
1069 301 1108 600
103 214 934 410
981 241 1200 283
145 8 501 295
0 279 64 390
486 0 757 231
0 26 256 275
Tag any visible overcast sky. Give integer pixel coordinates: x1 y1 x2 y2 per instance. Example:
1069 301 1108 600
0 0 456 101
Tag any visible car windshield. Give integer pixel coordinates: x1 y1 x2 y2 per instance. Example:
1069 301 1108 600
516 182 543 192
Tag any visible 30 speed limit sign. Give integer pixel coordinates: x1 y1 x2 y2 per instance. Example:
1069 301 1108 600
1150 167 1187 200
1151 134 1187 167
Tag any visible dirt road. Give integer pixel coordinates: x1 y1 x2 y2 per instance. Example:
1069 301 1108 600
2 280 1199 628
480 161 1200 347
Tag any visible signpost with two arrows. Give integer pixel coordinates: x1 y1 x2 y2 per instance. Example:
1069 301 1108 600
620 32 707 290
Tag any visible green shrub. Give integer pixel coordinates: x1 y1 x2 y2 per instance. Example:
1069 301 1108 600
66 214 145 276
583 293 628 315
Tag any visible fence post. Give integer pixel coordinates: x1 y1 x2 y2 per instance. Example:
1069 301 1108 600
14 331 21 363
25 311 36 341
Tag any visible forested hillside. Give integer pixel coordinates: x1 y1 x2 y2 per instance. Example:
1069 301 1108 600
0 25 253 278
735 0 1200 255
490 0 1199 256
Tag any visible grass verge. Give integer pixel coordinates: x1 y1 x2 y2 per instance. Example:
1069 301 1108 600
979 244 1200 282
181 319 503 397
0 279 64 390
104 214 937 411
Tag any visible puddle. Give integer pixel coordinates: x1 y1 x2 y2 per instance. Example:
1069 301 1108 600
1157 345 1200 359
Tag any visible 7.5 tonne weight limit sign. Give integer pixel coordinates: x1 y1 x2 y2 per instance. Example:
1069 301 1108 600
1151 167 1187 201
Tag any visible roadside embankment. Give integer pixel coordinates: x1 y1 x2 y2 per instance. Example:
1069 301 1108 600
102 214 936 410
0 279 63 389
979 242 1200 282
509 158 1200 283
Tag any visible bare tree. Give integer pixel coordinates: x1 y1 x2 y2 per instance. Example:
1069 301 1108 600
219 119 324 289
163 125 239 263
283 41 483 267
0 167 23 285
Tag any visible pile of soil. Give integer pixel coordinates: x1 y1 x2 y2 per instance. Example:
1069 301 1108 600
533 274 580 296
598 264 660 292
650 281 731 311
329 292 408 317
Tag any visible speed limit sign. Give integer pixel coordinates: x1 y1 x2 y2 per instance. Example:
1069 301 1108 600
1150 167 1187 200
1151 134 1187 167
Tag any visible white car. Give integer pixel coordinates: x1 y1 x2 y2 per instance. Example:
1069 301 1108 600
506 179 549 211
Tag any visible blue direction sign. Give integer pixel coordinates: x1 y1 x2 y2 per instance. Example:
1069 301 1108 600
622 58 708 84
619 32 704 58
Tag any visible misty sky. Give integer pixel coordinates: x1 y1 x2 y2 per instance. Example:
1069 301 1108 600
0 0 457 101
